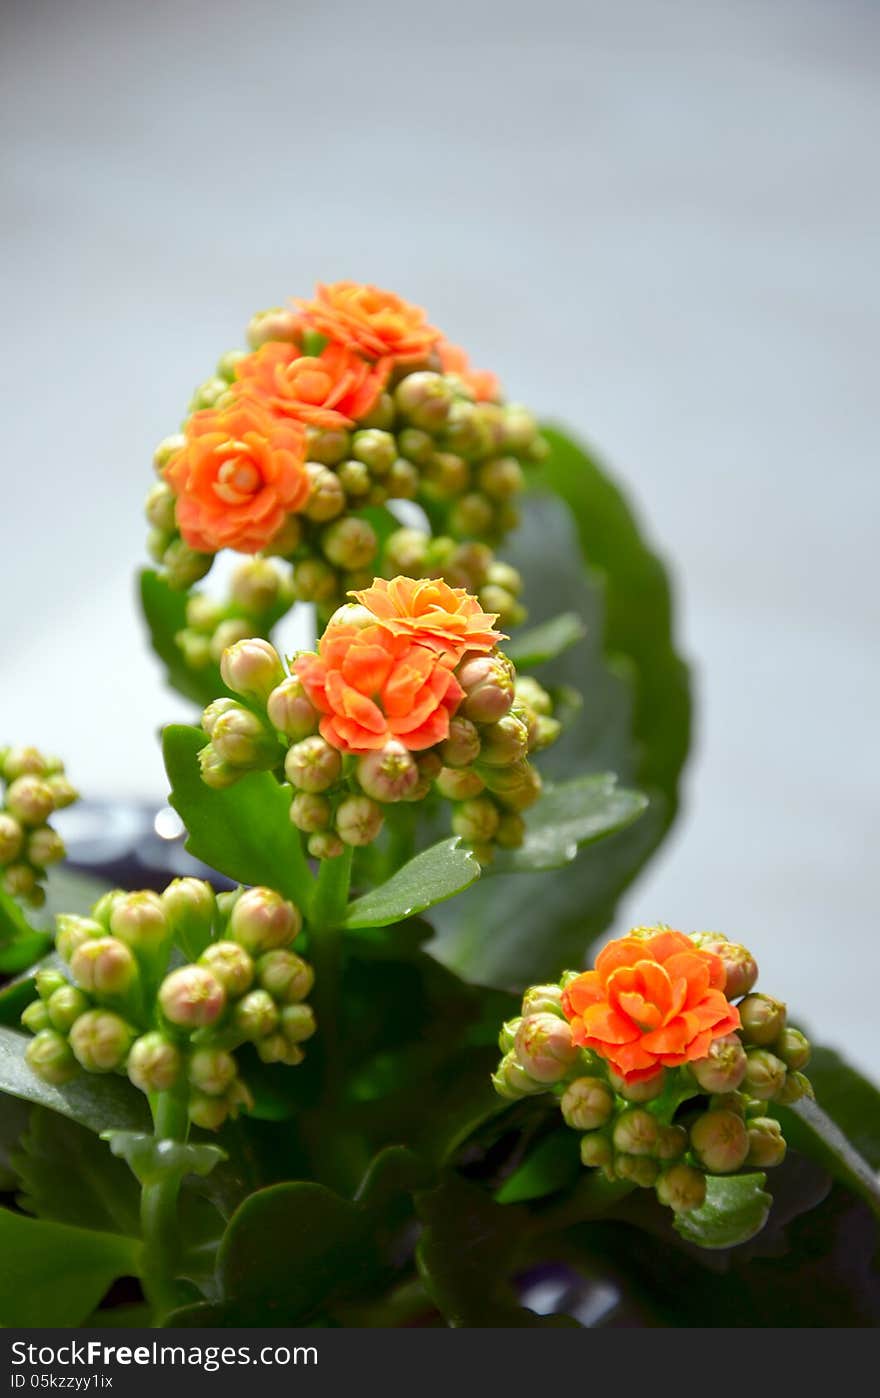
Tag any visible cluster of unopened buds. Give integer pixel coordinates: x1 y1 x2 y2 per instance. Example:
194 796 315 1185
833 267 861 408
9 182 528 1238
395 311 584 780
145 280 543 641
20 879 315 1131
195 576 560 861
0 745 78 908
493 926 813 1217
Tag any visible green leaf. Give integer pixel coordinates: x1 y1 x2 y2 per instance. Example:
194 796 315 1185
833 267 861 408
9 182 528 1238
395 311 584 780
0 886 38 951
795 1044 880 1169
344 837 480 929
673 1173 772 1250
491 773 647 873
102 1131 226 1187
0 1208 140 1327
0 1026 150 1133
430 432 692 985
13 1107 141 1235
0 952 62 1027
163 724 313 907
140 568 226 707
504 612 586 668
495 1128 582 1204
774 1100 880 1221
0 930 51 974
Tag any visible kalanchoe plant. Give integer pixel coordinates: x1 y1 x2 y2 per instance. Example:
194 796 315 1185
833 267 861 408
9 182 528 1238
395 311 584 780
1 281 878 1330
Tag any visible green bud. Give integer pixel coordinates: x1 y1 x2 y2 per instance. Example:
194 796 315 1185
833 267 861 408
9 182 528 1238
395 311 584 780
109 891 169 952
690 1033 748 1094
247 306 301 348
775 1070 813 1105
692 933 758 1000
690 1108 750 1173
189 375 231 411
498 1017 520 1053
257 949 314 1004
216 348 247 381
491 1049 547 1100
6 776 55 827
229 887 302 954
746 1117 787 1168
290 791 332 833
153 432 186 472
3 746 48 779
605 1067 667 1103
479 759 542 812
351 428 397 474
387 458 419 498
561 1076 615 1131
656 1124 689 1161
394 371 455 431
487 560 524 596
211 706 277 770
656 1162 707 1213
739 994 786 1046
776 1027 811 1071
521 984 564 1018
708 1090 750 1116
514 1012 577 1084
188 1047 238 1096
256 1033 304 1066
477 713 530 767
26 826 65 868
188 1092 230 1132
279 1003 316 1045
452 796 500 844
304 464 346 522
335 794 384 846
336 458 372 497
177 629 213 669
21 999 51 1033
229 559 283 612
69 1010 136 1073
26 1029 78 1085
449 493 495 538
501 403 539 454
144 481 177 532
163 539 212 589
159 966 226 1028
322 517 378 570
306 426 351 465
0 812 23 863
234 989 280 1040
435 766 485 800
264 514 303 558
198 745 238 790
220 638 285 704
532 715 561 751
127 1032 183 1093
45 774 78 809
356 742 419 803
397 427 434 464
612 1108 660 1157
161 878 216 957
359 392 395 430
579 1133 614 1172
743 1048 788 1100
55 914 103 962
478 457 525 501
444 401 492 461
2 864 35 899
308 831 345 859
515 676 552 717
35 968 68 1001
285 735 343 793
423 451 470 498
438 716 482 769
268 677 320 741
198 941 254 998
457 655 514 724
480 584 526 628
70 934 141 998
495 811 526 848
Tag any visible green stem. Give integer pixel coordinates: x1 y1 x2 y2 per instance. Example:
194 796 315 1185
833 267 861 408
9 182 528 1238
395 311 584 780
310 848 353 1082
140 1083 189 1318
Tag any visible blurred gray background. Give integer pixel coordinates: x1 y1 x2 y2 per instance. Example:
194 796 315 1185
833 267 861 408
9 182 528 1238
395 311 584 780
2 0 877 1070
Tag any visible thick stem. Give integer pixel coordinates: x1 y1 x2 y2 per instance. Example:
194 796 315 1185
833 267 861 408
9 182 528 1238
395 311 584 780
140 1082 189 1318
307 849 354 1190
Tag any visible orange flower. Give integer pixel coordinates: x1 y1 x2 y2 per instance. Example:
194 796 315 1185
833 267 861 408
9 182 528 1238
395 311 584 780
294 617 463 753
352 576 504 661
296 281 440 363
562 929 740 1083
234 340 389 429
437 339 501 403
164 401 309 554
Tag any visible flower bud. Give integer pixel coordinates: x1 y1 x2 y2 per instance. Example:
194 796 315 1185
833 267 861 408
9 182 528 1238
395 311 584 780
198 941 254 997
491 1050 546 1099
256 1033 304 1066
656 1163 707 1213
21 999 51 1033
6 776 54 827
579 1134 614 1172
267 677 319 741
26 826 65 868
445 402 492 461
607 1067 667 1102
709 1090 749 1116
162 539 212 589
229 559 282 612
308 831 345 859
424 451 470 498
306 425 351 466
0 813 23 863
320 517 377 572
498 1017 520 1053
285 736 343 793
233 988 279 1039
279 1003 316 1044
495 812 527 849
55 914 103 962
70 937 137 997
449 493 494 538
514 1012 577 1084
212 622 262 665
739 994 786 1046
198 745 238 789
161 878 216 958
775 1070 813 1106
356 742 419 803
35 968 68 1001
109 891 169 952
690 1108 750 1173
153 432 186 473
26 1029 78 1085
211 706 277 770
247 306 301 348
615 1154 659 1187
451 796 500 844
776 1027 811 1071
532 715 561 751
480 584 525 628
159 966 226 1028
612 1108 660 1157
746 1117 787 1169
387 458 419 498
384 527 430 576
438 716 482 769
521 984 564 1018
69 1010 135 1073
515 677 552 719
478 456 525 501
434 766 485 800
690 1033 748 1094
477 713 530 767
351 428 397 474
3 863 37 899
188 1092 230 1131
656 1124 689 1161
406 751 442 803
394 372 455 432
45 774 78 809
396 427 434 465
145 480 177 533
458 655 514 724
126 1032 183 1093
229 887 302 954
188 1047 238 1096
742 1048 788 1100
289 791 332 834
695 934 758 1000
220 638 285 704
3 746 47 779
335 458 371 498
335 794 384 846
304 464 346 522
257 949 314 1003
561 1076 615 1131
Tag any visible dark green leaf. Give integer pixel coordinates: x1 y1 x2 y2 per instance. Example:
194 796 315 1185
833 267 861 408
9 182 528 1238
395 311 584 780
163 724 313 907
774 1099 880 1220
495 1128 581 1204
504 612 586 668
491 773 646 873
140 569 226 707
0 1026 150 1133
344 837 480 929
0 886 37 951
673 1173 772 1250
0 930 51 973
796 1044 880 1169
0 1208 140 1327
13 1107 141 1235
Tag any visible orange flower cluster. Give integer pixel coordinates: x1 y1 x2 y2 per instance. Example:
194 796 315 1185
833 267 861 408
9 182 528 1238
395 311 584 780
562 928 740 1084
295 577 503 753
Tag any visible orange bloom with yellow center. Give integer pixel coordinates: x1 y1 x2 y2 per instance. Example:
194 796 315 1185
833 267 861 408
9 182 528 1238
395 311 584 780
562 929 740 1083
234 340 389 429
295 616 464 753
437 339 501 403
164 401 310 554
296 281 440 363
352 577 504 661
